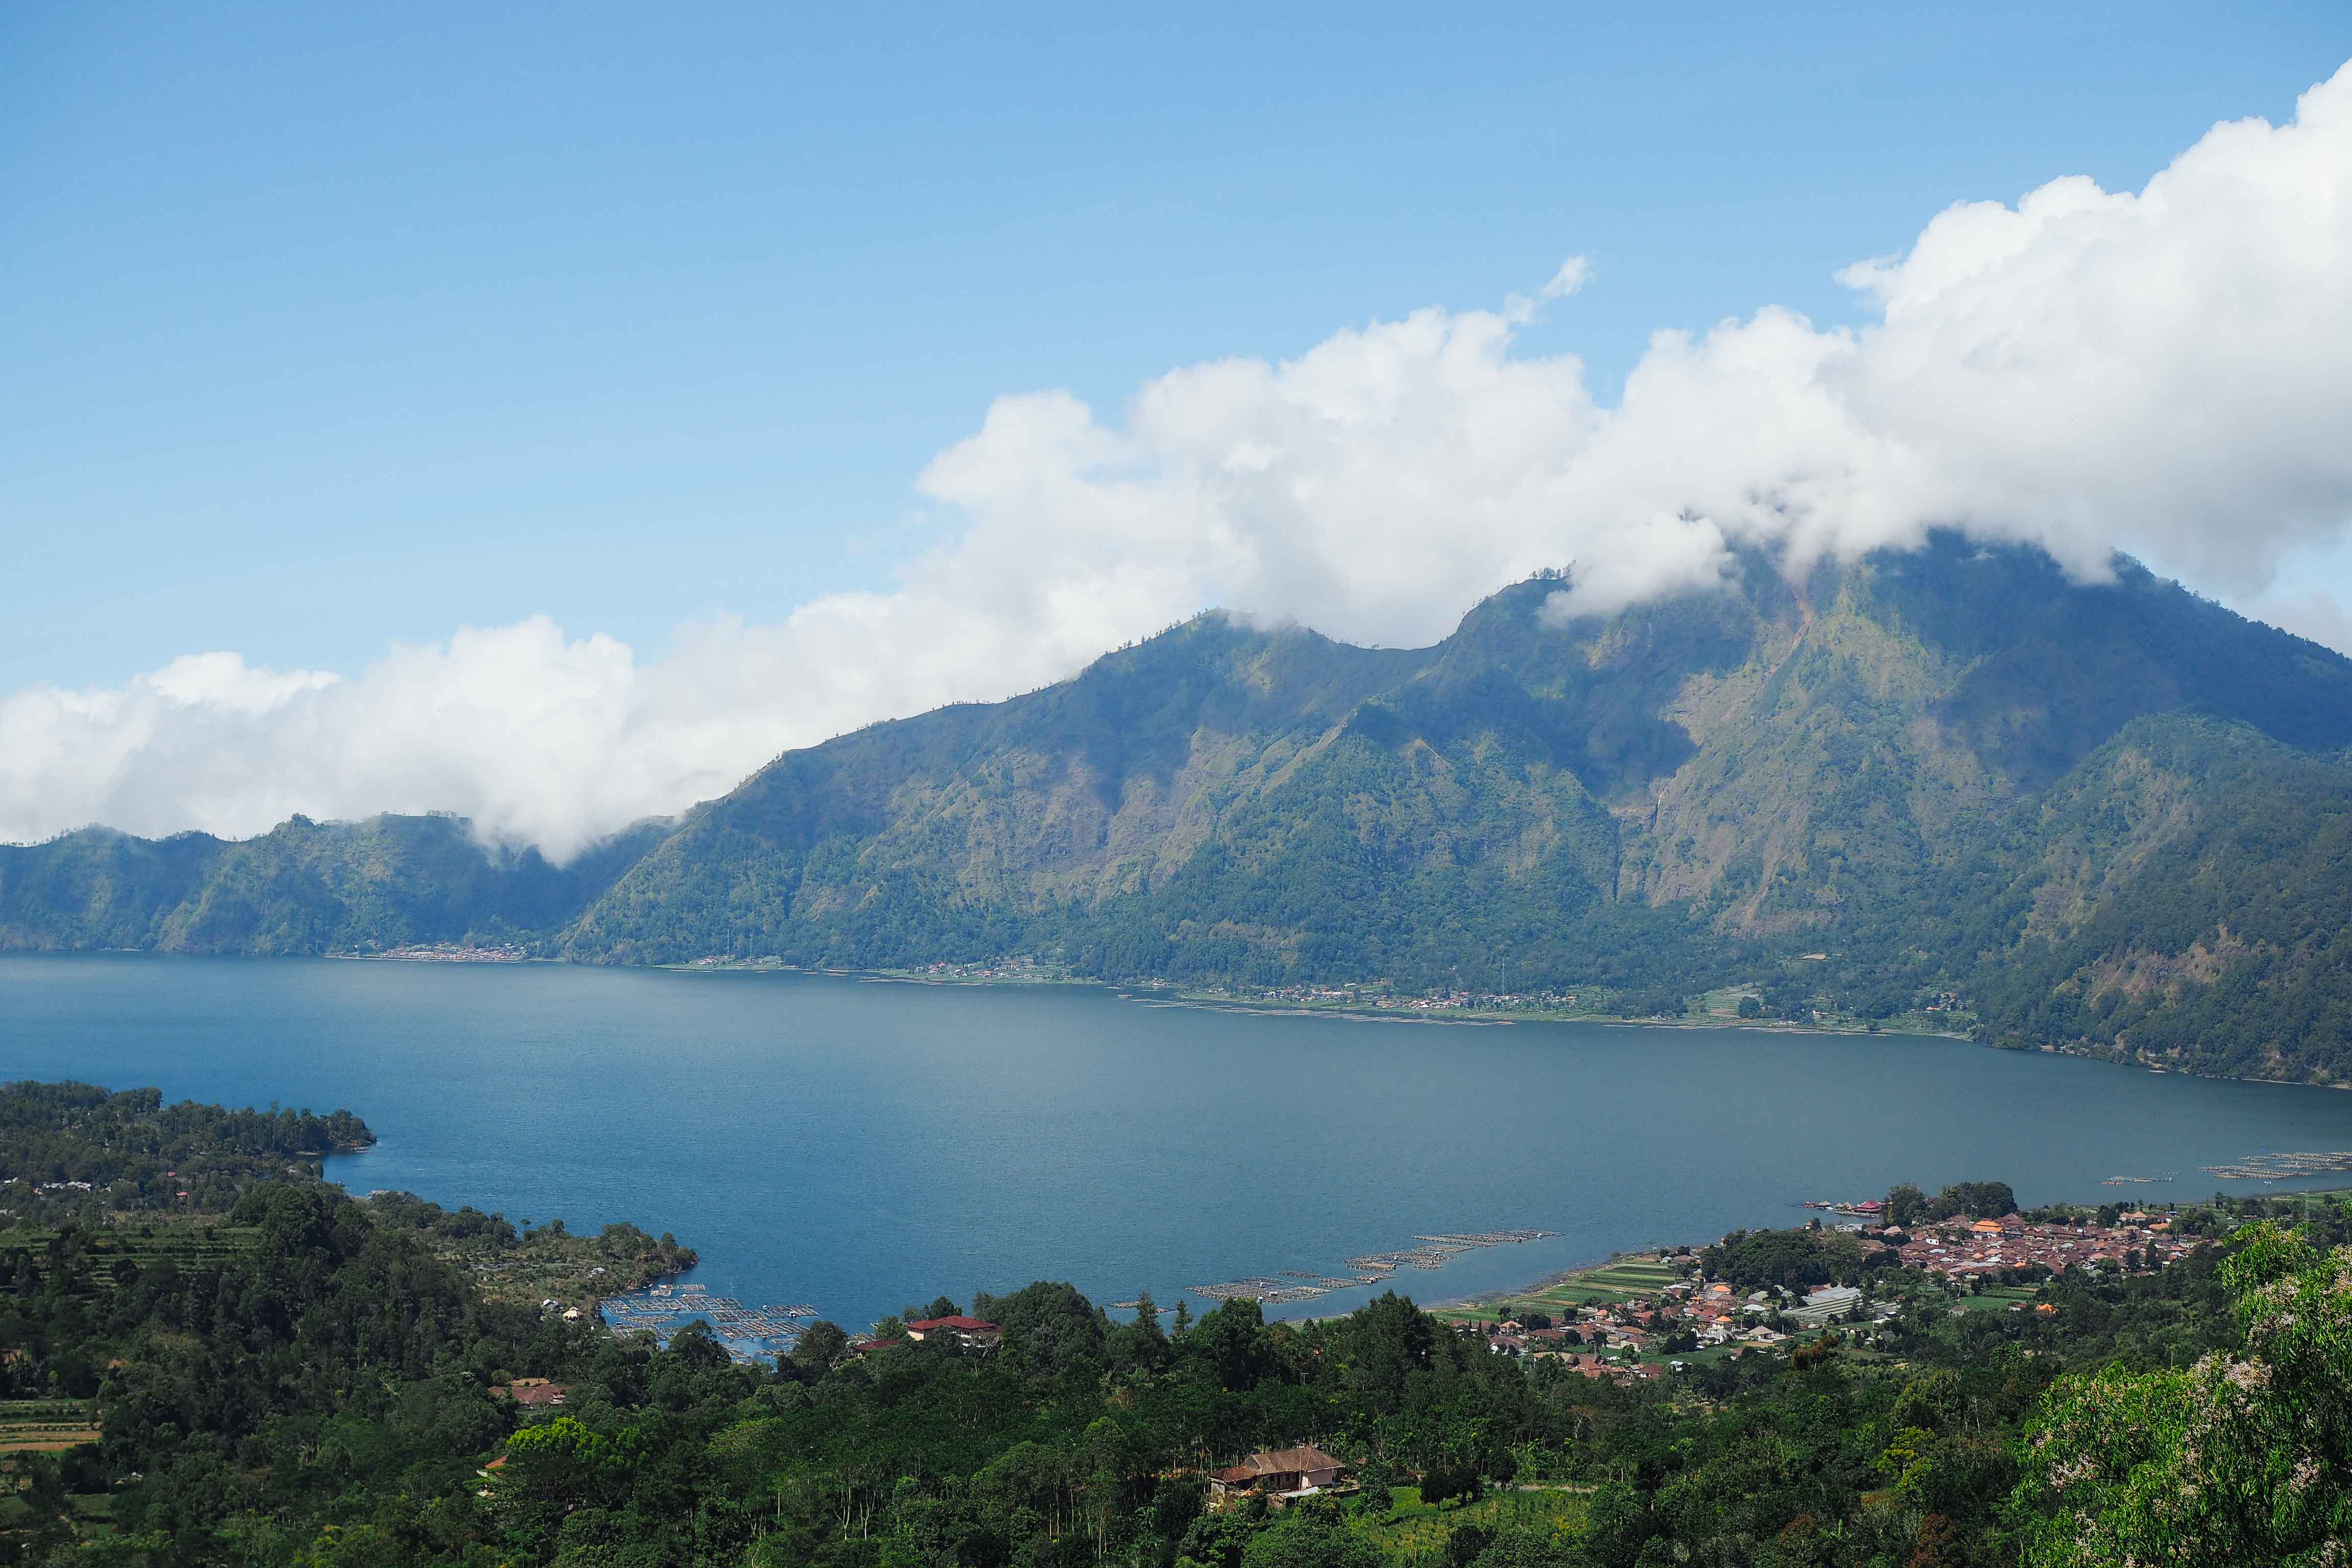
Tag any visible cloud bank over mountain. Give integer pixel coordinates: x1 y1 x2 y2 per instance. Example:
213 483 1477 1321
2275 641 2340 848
9 59 2352 859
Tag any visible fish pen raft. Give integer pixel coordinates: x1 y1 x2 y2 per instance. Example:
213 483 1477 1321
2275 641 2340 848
1187 1227 1558 1306
2200 1150 2352 1182
600 1288 815 1360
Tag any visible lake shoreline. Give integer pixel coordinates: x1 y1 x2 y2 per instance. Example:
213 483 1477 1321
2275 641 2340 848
662 960 2352 1089
19 950 2352 1337
38 946 2344 1086
659 957 1978 1042
37 946 2347 1088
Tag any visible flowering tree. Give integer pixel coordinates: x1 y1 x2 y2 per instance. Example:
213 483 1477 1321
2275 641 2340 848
2016 1223 2352 1564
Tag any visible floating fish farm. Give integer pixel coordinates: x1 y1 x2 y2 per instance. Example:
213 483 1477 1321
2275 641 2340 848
600 1283 818 1360
1186 1228 1556 1305
2200 1150 2352 1182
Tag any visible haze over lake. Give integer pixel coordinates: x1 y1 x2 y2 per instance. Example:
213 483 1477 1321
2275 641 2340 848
9 953 2352 1332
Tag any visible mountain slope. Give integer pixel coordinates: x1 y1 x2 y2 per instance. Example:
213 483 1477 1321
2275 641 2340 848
1975 722 2352 1083
13 537 2352 1081
558 619 1451 966
0 813 667 955
554 537 2352 1080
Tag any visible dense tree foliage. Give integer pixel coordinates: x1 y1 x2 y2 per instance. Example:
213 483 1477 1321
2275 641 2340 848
1891 1183 2017 1223
1699 1227 1887 1294
0 815 665 955
0 1082 372 1222
2014 1222 2352 1564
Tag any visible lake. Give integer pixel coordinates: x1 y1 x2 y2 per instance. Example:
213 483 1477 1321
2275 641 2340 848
7 952 2352 1335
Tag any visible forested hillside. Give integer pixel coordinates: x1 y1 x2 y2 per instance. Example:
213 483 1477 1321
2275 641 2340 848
0 1082 374 1223
0 814 666 955
11 537 2352 1080
561 540 2352 1082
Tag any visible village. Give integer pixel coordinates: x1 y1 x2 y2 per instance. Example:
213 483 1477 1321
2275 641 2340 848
561 1197 2216 1392
1424 1202 2213 1392
1119 1197 2222 1515
1889 1209 2195 1278
355 941 530 963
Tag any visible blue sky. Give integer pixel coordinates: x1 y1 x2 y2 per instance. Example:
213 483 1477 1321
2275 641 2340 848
7 2 2350 692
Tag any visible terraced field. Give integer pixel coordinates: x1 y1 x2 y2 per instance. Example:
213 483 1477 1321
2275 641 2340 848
0 1401 100 1454
0 1224 258 1289
1434 1253 1689 1322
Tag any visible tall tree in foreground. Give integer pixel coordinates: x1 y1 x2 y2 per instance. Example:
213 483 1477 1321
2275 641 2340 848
2016 1222 2352 1564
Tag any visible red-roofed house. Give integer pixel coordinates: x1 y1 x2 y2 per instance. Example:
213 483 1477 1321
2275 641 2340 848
1209 1445 1350 1503
494 1378 569 1408
905 1315 1001 1349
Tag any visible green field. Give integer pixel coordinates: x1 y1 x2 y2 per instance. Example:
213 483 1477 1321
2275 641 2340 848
1954 1285 2044 1313
1354 1486 1587 1561
1433 1254 1689 1323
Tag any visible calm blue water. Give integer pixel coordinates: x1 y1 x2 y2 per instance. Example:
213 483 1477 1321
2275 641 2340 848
7 953 2352 1333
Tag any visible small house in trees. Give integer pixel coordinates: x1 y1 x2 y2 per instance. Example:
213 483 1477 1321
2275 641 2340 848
1209 1444 1350 1503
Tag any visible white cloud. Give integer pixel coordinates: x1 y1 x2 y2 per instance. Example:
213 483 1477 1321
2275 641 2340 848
8 59 2352 857
1540 256 1591 300
1505 254 1592 322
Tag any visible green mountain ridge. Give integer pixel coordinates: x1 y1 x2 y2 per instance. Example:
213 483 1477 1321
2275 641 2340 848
0 812 670 955
11 536 2352 1082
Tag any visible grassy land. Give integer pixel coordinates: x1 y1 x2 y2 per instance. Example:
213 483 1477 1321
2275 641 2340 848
1431 1254 1690 1325
1353 1486 1587 1561
1953 1285 2044 1313
0 1400 101 1455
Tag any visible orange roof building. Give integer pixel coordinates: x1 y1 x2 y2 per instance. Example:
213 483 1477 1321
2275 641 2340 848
1209 1445 1350 1501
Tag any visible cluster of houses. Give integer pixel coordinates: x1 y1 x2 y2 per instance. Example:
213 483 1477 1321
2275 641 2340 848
1473 1292 1694 1382
1530 1352 1671 1384
1674 1278 1890 1336
1474 1300 1661 1360
1890 1212 2192 1278
852 1314 1004 1354
1202 984 1584 1014
378 942 527 963
903 1313 1002 1348
1463 1206 2200 1381
1473 1273 1881 1380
